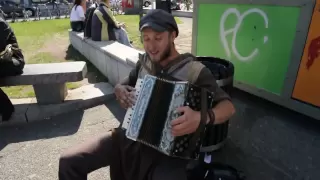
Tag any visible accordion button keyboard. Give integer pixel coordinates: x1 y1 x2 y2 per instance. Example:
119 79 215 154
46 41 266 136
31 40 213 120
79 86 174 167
122 79 144 130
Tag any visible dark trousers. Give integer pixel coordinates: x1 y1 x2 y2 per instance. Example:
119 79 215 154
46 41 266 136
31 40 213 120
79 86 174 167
0 88 14 121
70 21 84 32
58 131 188 180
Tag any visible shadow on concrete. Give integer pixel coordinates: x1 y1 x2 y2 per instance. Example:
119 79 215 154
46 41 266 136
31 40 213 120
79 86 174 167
0 110 84 151
104 96 126 125
210 89 320 180
1 84 319 179
65 45 108 84
100 87 320 179
231 89 320 132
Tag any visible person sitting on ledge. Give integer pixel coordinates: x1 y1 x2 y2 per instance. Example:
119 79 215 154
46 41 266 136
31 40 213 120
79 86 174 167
0 16 25 121
70 0 86 32
91 0 132 47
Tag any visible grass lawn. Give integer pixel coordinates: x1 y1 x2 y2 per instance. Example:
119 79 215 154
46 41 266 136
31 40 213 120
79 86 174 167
2 15 182 98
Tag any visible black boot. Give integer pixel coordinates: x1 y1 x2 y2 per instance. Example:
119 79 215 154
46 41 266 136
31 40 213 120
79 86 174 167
0 88 14 122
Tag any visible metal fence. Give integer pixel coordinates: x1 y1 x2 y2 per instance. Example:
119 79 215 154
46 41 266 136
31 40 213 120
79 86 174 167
6 2 71 23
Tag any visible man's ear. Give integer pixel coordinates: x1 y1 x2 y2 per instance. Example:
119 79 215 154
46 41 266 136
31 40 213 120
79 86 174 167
171 31 177 41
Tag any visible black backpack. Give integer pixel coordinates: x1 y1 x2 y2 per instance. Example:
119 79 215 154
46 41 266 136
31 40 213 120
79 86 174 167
187 156 246 180
84 6 97 38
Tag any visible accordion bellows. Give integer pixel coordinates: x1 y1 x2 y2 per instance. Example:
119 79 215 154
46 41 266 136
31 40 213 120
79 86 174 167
122 75 214 159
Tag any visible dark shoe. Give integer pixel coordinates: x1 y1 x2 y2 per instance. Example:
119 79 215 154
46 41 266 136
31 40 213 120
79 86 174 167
2 107 14 121
0 88 15 121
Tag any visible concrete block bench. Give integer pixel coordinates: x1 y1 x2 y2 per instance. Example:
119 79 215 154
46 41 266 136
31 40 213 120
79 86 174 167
0 61 87 105
69 31 142 86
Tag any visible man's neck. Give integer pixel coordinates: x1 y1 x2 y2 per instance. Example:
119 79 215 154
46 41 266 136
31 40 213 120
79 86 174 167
159 49 180 67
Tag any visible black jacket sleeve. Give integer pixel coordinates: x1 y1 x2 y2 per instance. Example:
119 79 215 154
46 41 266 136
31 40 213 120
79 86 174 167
0 18 25 77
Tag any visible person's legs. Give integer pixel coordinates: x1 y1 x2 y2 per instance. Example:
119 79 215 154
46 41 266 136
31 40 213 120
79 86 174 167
113 27 133 47
151 157 189 180
80 21 85 31
70 22 77 32
70 21 84 32
0 88 14 121
58 131 114 180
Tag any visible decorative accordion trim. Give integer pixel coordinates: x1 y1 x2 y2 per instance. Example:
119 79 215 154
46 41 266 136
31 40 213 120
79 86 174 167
126 76 156 140
160 83 188 155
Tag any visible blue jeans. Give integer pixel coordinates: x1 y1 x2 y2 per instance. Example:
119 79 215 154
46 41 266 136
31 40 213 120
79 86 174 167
114 27 133 47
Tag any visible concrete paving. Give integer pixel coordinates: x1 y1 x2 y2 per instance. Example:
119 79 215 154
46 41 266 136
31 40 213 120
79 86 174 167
214 90 320 180
0 99 123 180
1 18 320 180
175 17 193 53
1 91 320 180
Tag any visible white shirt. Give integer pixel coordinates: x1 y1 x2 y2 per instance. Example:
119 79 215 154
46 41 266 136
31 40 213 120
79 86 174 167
70 5 85 22
90 2 98 8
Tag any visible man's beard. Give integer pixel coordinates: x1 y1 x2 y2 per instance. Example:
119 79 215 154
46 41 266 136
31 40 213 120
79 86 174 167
148 42 172 63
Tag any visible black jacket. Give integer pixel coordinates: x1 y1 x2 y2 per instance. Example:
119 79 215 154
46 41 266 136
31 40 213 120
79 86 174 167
0 17 25 77
0 17 23 121
84 6 96 38
91 3 117 41
0 9 6 20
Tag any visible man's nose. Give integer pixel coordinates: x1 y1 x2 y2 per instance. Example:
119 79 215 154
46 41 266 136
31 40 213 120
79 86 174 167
149 42 159 51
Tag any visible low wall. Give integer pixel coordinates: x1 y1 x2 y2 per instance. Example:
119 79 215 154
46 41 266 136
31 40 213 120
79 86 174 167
69 31 143 85
142 9 193 18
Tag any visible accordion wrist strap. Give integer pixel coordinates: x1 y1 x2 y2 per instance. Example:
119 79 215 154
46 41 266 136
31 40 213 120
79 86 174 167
186 88 208 156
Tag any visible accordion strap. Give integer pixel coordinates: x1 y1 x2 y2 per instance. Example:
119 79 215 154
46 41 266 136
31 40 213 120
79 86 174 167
138 53 205 83
187 61 205 84
139 54 155 75
186 88 208 157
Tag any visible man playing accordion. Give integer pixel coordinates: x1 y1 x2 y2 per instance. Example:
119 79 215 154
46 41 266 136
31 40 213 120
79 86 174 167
58 9 235 180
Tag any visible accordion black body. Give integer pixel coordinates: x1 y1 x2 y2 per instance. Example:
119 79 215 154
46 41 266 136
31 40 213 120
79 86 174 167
122 75 215 159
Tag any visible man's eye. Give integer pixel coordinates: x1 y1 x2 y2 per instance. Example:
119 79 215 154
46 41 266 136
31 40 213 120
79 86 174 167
155 37 162 41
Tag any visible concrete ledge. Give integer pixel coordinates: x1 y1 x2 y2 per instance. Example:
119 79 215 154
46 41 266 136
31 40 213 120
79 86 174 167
69 31 143 85
0 61 87 86
0 61 88 105
0 82 114 127
142 9 193 18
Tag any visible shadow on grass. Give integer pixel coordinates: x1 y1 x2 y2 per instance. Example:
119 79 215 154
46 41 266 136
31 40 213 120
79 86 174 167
65 45 108 84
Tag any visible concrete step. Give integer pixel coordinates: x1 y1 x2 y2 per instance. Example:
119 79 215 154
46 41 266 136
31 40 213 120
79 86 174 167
0 82 115 127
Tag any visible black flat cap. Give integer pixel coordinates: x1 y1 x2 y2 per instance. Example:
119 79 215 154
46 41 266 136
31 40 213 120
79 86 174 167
139 9 179 37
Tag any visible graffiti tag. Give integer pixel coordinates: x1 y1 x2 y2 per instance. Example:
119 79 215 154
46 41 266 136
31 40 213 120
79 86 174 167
220 8 269 61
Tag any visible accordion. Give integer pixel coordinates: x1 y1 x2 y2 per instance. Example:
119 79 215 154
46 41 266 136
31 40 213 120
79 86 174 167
122 75 215 159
